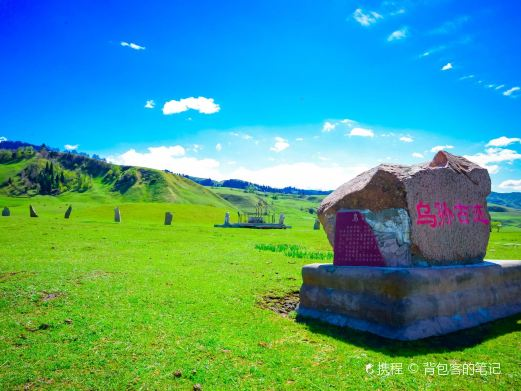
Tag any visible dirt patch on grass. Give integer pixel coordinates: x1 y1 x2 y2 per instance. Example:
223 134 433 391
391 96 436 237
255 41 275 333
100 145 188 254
0 271 35 283
258 290 300 317
74 270 119 284
40 291 63 302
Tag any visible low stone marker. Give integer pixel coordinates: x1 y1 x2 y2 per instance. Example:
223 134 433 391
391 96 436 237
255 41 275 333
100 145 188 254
313 218 320 230
298 151 521 340
1 207 9 217
29 205 38 218
164 212 173 225
64 206 72 219
114 207 121 223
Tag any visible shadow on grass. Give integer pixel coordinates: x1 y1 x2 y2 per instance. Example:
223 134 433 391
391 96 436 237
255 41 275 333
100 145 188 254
296 313 521 356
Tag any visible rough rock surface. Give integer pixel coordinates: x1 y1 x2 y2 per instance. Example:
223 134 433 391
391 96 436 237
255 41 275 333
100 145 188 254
29 205 38 218
114 207 121 223
318 151 491 265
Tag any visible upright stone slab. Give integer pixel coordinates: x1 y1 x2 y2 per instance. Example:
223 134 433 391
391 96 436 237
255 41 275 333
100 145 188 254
279 213 285 225
224 212 230 226
29 205 38 218
64 206 72 219
313 218 320 230
114 207 121 223
1 207 9 217
164 212 173 225
318 151 490 266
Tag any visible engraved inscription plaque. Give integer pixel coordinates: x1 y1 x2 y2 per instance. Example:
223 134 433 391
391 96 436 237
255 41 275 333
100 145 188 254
333 211 385 266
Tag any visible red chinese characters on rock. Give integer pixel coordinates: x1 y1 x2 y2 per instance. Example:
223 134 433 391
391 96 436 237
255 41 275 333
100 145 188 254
416 201 489 228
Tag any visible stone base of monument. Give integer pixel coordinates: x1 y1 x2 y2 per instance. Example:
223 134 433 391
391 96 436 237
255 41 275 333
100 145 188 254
214 223 291 229
297 261 521 341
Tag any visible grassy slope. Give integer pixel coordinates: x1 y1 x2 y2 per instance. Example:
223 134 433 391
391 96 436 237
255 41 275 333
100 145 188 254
489 206 521 231
0 159 233 209
0 201 520 390
0 158 34 185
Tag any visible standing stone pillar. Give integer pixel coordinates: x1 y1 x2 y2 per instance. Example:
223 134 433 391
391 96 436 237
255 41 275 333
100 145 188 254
64 205 72 219
224 212 230 225
29 205 38 218
1 207 10 217
279 213 285 225
313 218 320 230
114 207 121 223
164 212 173 225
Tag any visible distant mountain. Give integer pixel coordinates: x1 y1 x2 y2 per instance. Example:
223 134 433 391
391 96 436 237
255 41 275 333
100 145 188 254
184 175 332 196
488 192 521 210
0 143 231 207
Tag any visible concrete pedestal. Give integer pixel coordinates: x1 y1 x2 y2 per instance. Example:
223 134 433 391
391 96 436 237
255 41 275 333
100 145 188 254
297 261 521 340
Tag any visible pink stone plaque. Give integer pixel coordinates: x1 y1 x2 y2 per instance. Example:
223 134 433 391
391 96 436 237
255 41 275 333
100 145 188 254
333 211 385 266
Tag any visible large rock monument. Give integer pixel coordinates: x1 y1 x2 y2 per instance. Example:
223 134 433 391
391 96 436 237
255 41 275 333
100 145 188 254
298 151 521 340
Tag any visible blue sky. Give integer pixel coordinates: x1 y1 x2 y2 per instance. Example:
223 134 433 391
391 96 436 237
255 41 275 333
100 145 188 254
1 0 520 190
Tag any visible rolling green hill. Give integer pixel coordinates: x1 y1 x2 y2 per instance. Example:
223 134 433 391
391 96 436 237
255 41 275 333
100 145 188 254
0 147 231 208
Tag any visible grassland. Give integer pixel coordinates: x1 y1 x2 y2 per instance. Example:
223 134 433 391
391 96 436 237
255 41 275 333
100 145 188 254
0 195 520 390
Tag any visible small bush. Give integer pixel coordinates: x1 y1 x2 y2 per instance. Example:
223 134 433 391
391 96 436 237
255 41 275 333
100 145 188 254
255 243 333 261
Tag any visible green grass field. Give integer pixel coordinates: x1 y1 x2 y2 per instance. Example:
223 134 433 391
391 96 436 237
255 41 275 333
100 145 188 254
1 197 520 390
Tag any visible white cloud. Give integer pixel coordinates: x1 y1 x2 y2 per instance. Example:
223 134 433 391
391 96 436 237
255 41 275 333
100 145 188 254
348 127 374 138
495 84 505 90
231 162 369 190
486 84 496 89
163 97 220 115
120 41 146 50
399 136 414 143
107 145 223 179
503 87 520 97
390 8 406 16
230 132 254 140
441 63 453 71
431 145 454 152
459 74 474 80
0 136 7 142
64 144 79 151
352 9 383 26
412 152 424 158
322 121 336 132
499 179 521 191
420 45 448 58
486 136 521 147
464 147 521 173
430 16 470 35
295 137 304 142
387 27 408 42
340 118 356 125
144 100 155 109
270 137 290 153
215 143 222 152
190 144 203 153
